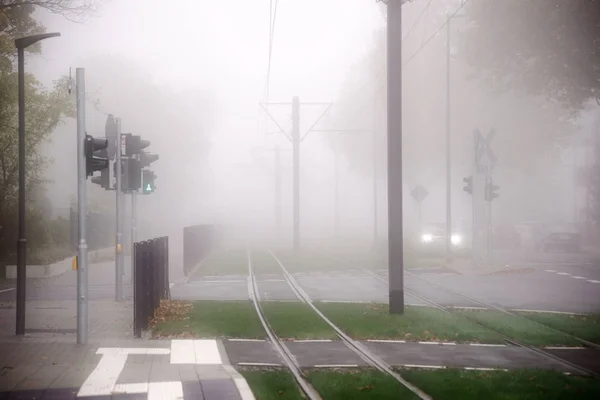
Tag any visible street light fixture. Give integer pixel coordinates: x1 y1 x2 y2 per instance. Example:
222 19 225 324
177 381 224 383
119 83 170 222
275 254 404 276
14 32 61 336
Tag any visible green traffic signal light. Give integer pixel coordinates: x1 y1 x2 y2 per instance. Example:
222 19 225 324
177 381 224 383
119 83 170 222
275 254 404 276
142 169 156 194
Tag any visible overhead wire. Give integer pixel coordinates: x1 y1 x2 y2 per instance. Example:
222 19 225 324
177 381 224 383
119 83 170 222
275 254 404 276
344 0 470 119
330 0 436 119
262 0 279 136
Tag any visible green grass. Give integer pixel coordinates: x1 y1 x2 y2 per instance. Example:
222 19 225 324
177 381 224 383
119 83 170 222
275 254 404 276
240 370 303 400
308 369 419 399
401 368 600 400
316 303 504 343
261 302 336 340
519 312 600 344
458 310 581 347
152 301 266 339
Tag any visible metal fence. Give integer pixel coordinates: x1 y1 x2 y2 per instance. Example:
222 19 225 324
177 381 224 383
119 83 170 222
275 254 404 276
133 236 170 338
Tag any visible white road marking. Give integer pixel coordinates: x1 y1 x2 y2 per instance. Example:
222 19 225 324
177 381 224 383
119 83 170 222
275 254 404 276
0 288 15 294
223 364 257 400
557 272 570 276
169 282 175 289
170 340 195 364
544 269 556 273
468 343 507 347
78 348 169 397
147 381 184 400
512 309 587 315
293 339 333 343
544 347 586 350
193 339 222 364
228 338 266 342
418 341 456 345
112 383 148 394
571 276 586 279
588 280 600 284
170 340 222 364
314 364 359 368
367 339 406 343
401 364 446 369
464 367 508 371
238 362 282 367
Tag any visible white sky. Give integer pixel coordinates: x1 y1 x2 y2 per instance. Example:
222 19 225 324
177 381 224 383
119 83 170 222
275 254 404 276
32 0 385 177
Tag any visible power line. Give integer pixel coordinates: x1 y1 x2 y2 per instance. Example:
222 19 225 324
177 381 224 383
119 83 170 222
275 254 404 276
264 0 279 102
403 0 469 67
403 0 434 44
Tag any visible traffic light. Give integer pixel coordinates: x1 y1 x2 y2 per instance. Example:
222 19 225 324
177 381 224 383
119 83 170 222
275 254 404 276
126 134 150 156
85 134 109 177
139 151 159 168
142 170 156 194
485 180 499 202
463 176 473 195
126 158 142 191
91 169 110 189
105 114 117 160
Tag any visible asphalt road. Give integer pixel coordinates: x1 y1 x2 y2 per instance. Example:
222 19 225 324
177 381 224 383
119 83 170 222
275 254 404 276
170 250 600 314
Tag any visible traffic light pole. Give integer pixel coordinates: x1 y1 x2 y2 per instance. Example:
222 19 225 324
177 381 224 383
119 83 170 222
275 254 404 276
115 118 124 302
387 0 404 314
445 19 453 265
131 189 137 284
274 145 282 236
75 68 89 344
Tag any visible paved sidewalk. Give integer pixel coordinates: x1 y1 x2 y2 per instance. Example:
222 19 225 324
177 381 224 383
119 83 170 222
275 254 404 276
0 339 252 399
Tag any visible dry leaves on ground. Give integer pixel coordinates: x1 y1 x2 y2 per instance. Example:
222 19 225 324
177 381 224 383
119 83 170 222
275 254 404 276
149 300 193 327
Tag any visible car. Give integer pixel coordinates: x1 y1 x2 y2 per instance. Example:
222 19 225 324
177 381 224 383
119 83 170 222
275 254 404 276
535 224 581 253
417 223 468 254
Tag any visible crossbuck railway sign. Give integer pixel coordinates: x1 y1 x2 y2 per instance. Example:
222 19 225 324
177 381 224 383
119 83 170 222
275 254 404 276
474 128 497 173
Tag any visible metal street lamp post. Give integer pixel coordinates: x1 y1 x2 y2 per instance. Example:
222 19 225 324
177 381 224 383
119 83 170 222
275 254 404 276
15 32 61 336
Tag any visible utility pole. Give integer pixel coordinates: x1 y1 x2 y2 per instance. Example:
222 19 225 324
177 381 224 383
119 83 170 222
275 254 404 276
445 18 452 264
387 0 404 314
115 118 124 302
75 68 89 344
334 150 340 236
292 96 300 251
260 98 333 251
275 145 282 235
372 99 378 242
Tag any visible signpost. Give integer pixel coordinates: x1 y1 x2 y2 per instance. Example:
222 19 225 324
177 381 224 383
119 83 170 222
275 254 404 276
472 128 498 267
411 184 429 230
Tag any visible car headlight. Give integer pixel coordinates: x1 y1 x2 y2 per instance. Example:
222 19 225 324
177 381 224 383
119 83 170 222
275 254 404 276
451 234 462 245
421 234 433 243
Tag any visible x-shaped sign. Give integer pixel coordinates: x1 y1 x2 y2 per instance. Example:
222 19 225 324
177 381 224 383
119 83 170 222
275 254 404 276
474 128 497 173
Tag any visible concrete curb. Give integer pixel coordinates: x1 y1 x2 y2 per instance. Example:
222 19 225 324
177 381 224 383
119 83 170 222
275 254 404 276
4 247 113 279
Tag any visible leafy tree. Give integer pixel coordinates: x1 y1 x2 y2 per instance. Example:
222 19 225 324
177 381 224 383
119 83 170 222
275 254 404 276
459 0 600 116
0 1 100 260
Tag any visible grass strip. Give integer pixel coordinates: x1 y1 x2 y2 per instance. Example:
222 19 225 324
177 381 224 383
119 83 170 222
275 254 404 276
458 310 581 347
240 370 303 400
316 302 504 343
307 369 420 399
152 300 265 339
261 302 336 340
519 312 600 344
401 368 600 400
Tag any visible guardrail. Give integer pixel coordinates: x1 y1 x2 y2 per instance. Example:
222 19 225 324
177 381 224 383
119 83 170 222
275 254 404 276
133 236 170 338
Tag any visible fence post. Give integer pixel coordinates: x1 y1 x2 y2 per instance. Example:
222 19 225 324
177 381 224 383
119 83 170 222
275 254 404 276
142 241 151 331
133 241 141 338
164 236 170 299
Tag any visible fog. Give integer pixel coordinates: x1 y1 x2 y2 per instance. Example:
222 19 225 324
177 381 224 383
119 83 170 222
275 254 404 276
30 0 593 277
